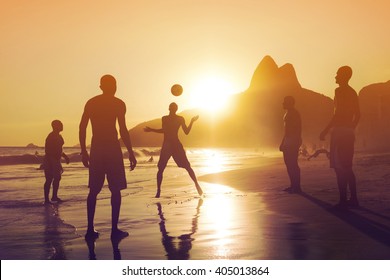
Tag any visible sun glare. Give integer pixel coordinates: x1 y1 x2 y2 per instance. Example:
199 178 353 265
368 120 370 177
188 76 236 112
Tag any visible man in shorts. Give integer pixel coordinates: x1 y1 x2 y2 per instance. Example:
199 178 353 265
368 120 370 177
279 96 302 193
320 66 360 210
144 102 203 198
79 74 137 239
43 120 69 204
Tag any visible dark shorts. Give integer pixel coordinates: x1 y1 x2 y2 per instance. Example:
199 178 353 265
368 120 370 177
158 141 190 169
89 143 127 192
44 158 62 181
330 127 355 169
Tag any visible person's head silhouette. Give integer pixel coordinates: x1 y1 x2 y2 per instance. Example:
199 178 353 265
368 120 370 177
51 120 63 133
283 96 295 110
335 66 352 86
100 75 117 95
169 102 178 114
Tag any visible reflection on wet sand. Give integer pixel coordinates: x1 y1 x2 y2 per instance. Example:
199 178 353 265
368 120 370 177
43 203 66 259
287 222 308 259
200 183 255 259
85 233 127 260
157 199 202 260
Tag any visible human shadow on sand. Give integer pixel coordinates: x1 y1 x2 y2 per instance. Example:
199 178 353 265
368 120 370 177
156 199 203 260
300 192 390 248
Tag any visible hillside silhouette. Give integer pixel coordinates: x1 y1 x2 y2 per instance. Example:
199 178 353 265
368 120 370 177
357 80 390 151
128 56 389 151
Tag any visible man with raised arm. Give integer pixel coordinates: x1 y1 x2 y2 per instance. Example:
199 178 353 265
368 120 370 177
144 102 203 198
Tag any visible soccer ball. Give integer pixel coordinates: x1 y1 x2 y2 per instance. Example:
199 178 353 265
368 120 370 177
171 84 183 96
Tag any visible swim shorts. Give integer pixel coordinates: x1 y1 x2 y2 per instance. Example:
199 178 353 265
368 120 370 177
88 142 127 191
158 140 190 169
43 157 63 181
330 127 355 169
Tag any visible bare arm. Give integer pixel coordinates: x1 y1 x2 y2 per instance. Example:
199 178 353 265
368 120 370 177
118 111 137 170
79 109 90 167
353 102 360 128
320 93 337 140
320 116 335 140
62 152 70 164
144 127 163 133
182 115 199 135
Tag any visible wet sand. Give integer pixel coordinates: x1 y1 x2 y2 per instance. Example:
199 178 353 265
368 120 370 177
1 153 389 260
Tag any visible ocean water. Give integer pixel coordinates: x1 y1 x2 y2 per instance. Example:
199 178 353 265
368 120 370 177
0 147 265 259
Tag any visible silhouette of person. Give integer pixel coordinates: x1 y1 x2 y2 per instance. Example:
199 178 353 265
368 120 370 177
43 120 69 204
79 74 137 239
279 96 302 193
320 66 360 210
144 102 203 198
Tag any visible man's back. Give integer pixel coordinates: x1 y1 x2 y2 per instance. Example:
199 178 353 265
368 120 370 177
333 85 359 128
85 94 125 145
45 132 64 160
284 108 301 140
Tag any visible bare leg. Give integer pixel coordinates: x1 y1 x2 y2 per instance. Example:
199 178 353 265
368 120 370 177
283 149 301 192
44 178 52 203
111 189 121 231
51 178 60 201
86 189 99 238
186 167 203 196
335 169 348 207
347 169 359 206
110 189 128 239
156 168 164 198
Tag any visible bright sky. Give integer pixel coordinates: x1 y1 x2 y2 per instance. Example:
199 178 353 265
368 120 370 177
1 0 389 146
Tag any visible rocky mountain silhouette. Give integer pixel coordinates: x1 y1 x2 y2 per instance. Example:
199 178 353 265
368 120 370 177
357 80 390 151
127 56 389 152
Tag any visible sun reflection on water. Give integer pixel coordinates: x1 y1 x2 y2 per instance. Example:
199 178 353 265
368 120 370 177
198 149 228 174
201 183 240 258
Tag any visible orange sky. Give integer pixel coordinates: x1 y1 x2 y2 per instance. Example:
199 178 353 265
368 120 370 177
1 0 389 146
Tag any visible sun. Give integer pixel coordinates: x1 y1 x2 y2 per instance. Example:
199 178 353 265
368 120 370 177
188 75 237 112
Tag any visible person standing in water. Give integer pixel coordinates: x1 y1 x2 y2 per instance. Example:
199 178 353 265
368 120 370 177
279 96 302 193
43 120 69 204
79 74 137 239
144 102 203 198
320 66 360 210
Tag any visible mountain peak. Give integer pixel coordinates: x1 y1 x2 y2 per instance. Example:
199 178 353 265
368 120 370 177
258 55 278 69
249 56 301 91
249 55 279 90
278 63 301 89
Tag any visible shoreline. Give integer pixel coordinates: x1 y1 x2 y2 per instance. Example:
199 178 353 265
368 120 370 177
1 152 389 260
200 153 390 259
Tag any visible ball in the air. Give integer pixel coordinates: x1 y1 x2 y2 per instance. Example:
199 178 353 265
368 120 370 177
171 84 183 96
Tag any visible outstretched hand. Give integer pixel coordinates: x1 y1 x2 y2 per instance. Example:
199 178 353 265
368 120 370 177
191 115 199 122
144 126 152 132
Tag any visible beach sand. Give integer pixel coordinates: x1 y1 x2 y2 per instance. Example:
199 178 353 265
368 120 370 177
1 153 389 260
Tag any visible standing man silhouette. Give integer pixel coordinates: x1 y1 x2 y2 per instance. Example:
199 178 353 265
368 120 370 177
79 74 137 239
320 66 360 210
43 120 69 204
279 96 302 193
144 102 203 198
